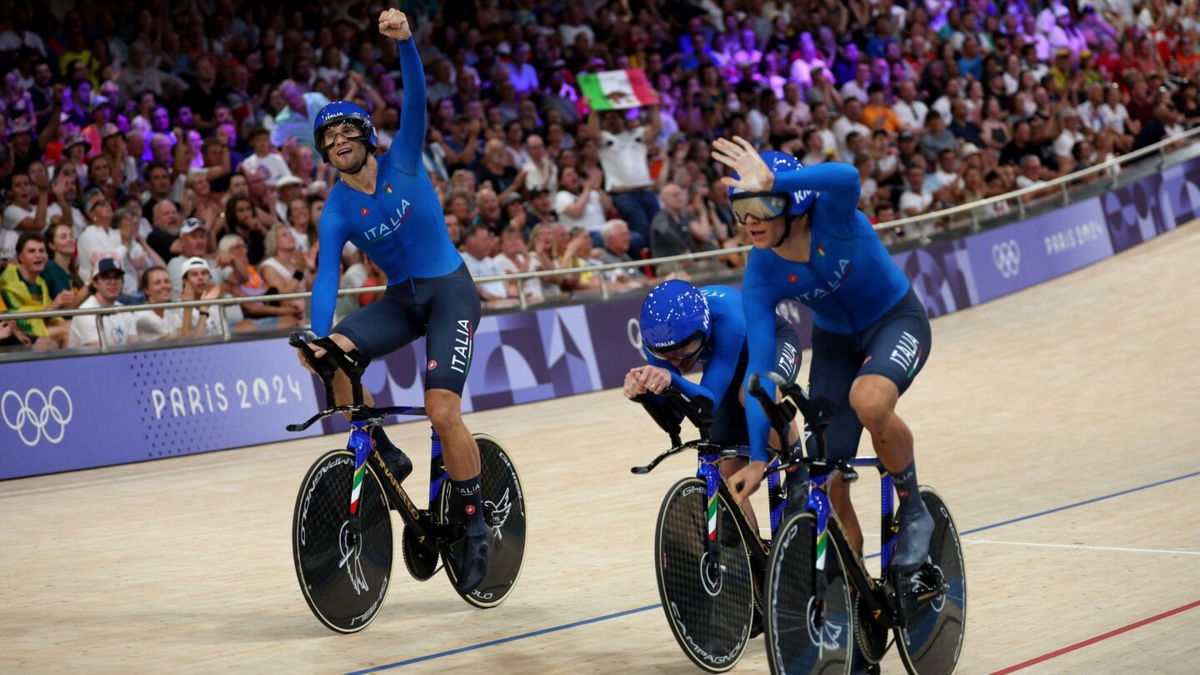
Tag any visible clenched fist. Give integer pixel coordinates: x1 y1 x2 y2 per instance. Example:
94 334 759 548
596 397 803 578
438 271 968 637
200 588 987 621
378 9 412 41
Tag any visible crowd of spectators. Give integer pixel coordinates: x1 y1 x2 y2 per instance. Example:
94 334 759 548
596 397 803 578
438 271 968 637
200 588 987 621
3 0 1200 352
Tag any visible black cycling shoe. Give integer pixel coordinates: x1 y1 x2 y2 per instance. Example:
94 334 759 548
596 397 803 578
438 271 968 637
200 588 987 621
890 498 934 573
376 445 413 483
454 530 491 594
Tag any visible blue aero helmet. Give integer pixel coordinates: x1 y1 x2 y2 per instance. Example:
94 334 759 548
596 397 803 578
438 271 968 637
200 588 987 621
313 100 378 162
639 280 711 357
728 151 815 245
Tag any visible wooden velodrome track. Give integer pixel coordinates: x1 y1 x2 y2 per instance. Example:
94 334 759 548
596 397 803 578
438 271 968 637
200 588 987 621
2 224 1198 674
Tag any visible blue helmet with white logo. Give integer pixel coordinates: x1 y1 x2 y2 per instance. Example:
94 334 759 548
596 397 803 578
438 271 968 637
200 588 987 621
727 150 816 217
313 100 378 162
639 280 711 353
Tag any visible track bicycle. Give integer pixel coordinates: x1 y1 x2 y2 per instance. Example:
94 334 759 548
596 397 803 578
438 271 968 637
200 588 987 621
631 386 804 672
748 373 966 675
288 332 527 633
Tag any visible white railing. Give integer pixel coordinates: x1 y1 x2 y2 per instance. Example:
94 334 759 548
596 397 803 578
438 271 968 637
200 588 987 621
6 126 1200 353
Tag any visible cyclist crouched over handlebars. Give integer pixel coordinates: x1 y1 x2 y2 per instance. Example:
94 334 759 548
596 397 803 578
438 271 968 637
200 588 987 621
624 280 802 528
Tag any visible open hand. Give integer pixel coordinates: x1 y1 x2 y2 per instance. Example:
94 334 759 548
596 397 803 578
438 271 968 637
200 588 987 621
378 9 412 41
712 136 774 192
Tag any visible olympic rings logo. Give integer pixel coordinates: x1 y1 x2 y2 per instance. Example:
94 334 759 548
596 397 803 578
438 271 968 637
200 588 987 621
2 386 73 447
992 240 1022 279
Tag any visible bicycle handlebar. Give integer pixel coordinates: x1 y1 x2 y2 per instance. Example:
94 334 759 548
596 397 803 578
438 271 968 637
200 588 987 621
747 372 834 461
287 331 427 432
632 386 714 445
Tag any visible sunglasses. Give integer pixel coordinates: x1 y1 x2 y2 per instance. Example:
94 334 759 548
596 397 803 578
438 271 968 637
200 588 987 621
648 334 706 362
730 192 789 224
322 121 366 145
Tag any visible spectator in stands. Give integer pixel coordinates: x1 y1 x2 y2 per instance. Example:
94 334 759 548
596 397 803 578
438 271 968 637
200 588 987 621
218 194 268 265
919 111 959 162
166 218 213 295
216 233 299 330
258 224 310 318
67 257 138 347
554 166 609 247
521 134 557 194
42 223 84 308
0 232 70 348
650 183 715 276
461 224 517 307
77 189 148 285
270 80 330 151
597 218 647 285
493 225 545 305
900 164 935 217
589 105 661 253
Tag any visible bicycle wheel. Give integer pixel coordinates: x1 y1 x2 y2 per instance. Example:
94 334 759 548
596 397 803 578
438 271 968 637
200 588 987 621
292 449 393 633
655 477 756 673
895 486 967 675
764 511 854 675
439 433 527 608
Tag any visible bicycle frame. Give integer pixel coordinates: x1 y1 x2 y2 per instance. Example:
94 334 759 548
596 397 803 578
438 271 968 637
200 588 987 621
793 456 904 630
289 331 445 541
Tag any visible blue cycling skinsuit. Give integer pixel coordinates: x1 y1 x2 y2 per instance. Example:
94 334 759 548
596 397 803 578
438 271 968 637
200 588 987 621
742 162 931 463
645 285 800 446
310 39 479 395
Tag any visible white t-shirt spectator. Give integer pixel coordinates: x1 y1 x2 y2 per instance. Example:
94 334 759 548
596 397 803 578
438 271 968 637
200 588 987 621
831 117 870 157
3 203 36 231
553 189 607 235
598 128 653 190
899 188 934 216
494 253 550 301
1054 129 1083 160
1097 103 1130 134
893 100 929 130
460 251 509 299
45 203 87 238
239 153 294 187
76 226 133 286
134 307 220 340
522 158 558 194
68 296 138 347
0 229 17 262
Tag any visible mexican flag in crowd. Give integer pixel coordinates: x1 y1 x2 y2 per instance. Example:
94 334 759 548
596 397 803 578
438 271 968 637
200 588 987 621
578 69 660 110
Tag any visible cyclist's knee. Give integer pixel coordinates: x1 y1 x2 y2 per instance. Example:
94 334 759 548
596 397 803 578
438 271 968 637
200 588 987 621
328 333 359 353
849 383 895 436
424 390 464 431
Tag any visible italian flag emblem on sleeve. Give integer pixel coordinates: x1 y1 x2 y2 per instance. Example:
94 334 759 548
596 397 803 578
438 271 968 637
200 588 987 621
578 69 660 111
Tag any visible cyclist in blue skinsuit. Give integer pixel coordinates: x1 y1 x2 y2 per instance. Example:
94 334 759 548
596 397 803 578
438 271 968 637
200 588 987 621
711 136 934 573
624 280 801 525
296 9 489 593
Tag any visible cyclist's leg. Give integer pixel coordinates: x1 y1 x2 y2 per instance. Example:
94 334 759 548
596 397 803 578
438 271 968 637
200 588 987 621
850 289 932 571
809 325 868 555
712 352 758 528
329 286 424 479
421 266 489 592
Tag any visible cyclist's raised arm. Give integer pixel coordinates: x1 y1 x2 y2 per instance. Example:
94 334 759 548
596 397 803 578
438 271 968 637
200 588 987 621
389 37 427 176
772 161 861 233
742 266 781 463
310 212 350 337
